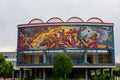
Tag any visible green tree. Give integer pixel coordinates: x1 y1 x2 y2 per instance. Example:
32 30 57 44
0 61 14 80
113 70 120 79
0 54 5 65
92 75 106 80
53 52 73 78
92 75 98 80
0 54 5 78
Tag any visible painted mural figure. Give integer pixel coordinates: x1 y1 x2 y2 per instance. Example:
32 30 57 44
81 33 98 48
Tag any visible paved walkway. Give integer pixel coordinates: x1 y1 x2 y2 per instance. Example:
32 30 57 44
0 78 17 80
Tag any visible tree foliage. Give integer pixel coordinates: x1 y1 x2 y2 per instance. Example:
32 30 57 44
0 54 14 79
53 52 73 77
0 61 14 78
113 70 120 77
0 54 5 65
92 75 106 80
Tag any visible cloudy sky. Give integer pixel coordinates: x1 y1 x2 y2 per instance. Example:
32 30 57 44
0 0 120 62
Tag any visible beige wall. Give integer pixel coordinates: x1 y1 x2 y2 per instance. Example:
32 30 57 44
93 54 96 64
34 54 39 64
26 55 32 64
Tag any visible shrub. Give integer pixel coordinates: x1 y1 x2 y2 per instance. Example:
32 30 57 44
98 74 106 80
34 78 42 80
46 78 70 80
92 74 106 80
92 75 98 80
79 78 85 80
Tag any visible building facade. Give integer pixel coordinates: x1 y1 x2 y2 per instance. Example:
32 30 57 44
17 17 115 80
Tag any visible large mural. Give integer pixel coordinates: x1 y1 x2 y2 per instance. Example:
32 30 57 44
18 25 114 50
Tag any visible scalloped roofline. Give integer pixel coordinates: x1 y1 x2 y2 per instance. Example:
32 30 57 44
17 17 114 27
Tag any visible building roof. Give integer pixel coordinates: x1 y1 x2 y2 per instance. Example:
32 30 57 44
17 17 114 27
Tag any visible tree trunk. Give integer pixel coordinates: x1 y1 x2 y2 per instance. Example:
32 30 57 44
64 74 66 78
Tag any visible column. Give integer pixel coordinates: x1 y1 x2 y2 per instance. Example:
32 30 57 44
29 69 32 78
85 51 87 64
109 68 113 80
43 51 46 63
80 50 82 63
96 50 98 64
12 71 14 78
100 68 103 74
32 51 34 64
20 68 23 80
83 50 87 64
19 69 21 79
95 69 97 75
112 50 115 64
24 70 26 78
43 70 46 80
32 68 35 78
85 68 88 80
39 70 42 78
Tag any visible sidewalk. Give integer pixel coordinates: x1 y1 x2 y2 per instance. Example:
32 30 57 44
0 78 17 80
